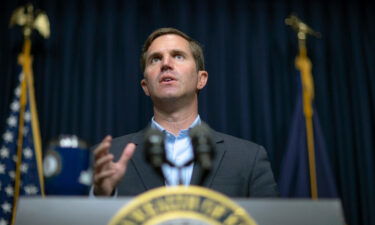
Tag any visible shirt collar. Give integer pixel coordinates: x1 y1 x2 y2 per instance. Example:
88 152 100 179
151 115 201 136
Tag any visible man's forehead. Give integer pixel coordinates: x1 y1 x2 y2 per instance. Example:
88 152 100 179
146 34 191 55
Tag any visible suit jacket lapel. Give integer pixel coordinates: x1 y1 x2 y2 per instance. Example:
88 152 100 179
130 128 165 190
190 129 225 187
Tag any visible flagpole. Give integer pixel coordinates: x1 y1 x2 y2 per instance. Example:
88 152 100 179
11 38 31 225
9 4 49 224
26 47 45 197
296 40 318 200
286 15 321 199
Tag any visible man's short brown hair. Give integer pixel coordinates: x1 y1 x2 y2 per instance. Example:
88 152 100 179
140 27 205 73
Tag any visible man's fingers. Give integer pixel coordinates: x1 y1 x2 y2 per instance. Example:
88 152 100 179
103 135 112 142
94 154 114 173
94 169 116 185
118 143 136 165
94 135 112 160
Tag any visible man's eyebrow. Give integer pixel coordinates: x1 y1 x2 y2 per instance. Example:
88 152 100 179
146 52 162 60
146 49 189 61
171 49 188 56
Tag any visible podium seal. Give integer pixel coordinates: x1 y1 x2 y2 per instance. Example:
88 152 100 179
108 186 258 225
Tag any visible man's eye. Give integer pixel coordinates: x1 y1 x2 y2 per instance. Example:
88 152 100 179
150 57 160 63
174 55 184 60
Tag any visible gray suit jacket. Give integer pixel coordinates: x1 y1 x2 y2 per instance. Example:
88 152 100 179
109 127 279 197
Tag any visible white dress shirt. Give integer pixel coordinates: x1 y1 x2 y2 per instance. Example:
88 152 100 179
151 115 201 186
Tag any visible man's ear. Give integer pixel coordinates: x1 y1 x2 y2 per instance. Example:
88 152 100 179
141 78 150 96
197 70 208 90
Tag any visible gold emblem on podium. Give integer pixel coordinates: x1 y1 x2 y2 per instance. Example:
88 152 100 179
108 186 257 225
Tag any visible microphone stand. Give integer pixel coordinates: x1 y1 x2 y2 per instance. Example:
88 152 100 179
164 158 194 185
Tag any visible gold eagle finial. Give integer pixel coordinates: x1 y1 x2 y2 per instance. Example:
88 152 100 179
10 3 50 39
285 14 321 40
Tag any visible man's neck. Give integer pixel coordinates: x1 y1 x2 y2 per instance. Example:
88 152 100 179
153 105 198 136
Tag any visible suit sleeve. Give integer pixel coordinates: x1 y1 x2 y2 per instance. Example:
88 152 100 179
248 145 279 197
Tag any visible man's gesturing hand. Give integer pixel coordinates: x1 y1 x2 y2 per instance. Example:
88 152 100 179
93 135 135 196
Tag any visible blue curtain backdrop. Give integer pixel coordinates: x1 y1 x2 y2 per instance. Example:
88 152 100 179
0 0 374 225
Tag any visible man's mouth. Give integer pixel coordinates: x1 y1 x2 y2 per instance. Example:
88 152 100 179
160 75 177 84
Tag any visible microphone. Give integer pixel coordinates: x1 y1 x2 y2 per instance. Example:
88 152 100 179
143 128 166 169
189 123 215 171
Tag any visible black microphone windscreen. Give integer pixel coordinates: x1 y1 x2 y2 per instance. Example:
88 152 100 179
189 123 215 170
143 128 166 168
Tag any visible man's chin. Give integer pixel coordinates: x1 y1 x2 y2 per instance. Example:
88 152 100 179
154 90 180 99
158 95 180 102
151 93 184 104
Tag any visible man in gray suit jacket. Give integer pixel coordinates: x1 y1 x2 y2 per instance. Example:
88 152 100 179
92 28 278 197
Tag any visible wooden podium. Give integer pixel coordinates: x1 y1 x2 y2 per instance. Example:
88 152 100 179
15 197 345 225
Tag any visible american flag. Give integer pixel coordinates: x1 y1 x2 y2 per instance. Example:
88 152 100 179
0 71 42 225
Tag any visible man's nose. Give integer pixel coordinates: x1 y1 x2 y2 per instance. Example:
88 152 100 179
161 55 173 71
